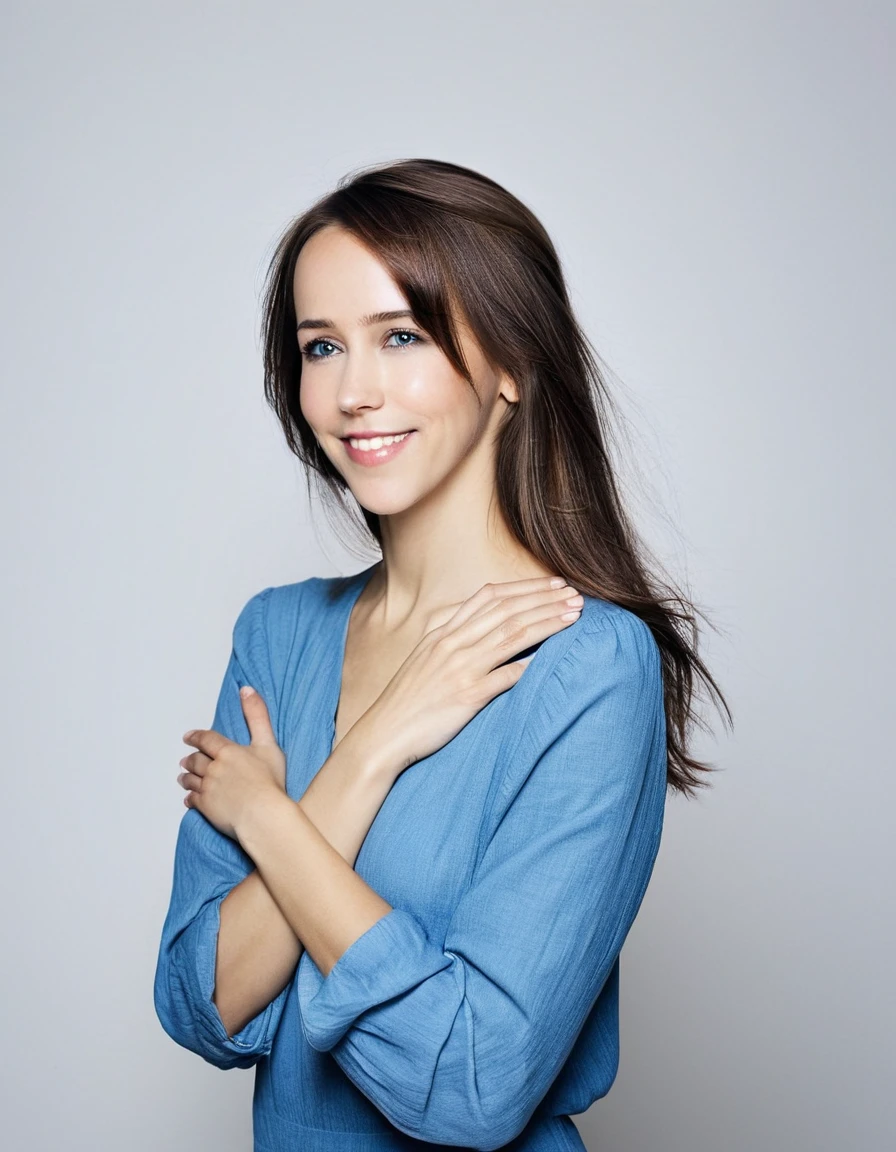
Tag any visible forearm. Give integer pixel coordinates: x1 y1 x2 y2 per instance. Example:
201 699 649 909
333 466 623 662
214 729 394 1038
235 732 396 979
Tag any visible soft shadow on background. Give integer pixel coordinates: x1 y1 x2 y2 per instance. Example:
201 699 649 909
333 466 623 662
2 2 892 1149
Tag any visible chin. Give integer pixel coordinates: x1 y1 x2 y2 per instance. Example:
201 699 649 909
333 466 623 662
354 493 421 516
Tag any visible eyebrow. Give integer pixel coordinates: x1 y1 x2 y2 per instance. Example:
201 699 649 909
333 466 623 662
296 309 415 333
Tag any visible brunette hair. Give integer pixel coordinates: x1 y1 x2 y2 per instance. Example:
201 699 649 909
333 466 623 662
259 157 732 798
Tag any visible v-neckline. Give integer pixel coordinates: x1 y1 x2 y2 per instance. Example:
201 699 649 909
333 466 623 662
327 563 380 758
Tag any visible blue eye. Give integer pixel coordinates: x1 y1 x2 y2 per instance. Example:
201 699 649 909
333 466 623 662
300 328 424 362
385 330 420 349
301 338 338 360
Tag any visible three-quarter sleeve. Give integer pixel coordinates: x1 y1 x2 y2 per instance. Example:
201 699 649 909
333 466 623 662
153 586 291 1070
296 609 667 1149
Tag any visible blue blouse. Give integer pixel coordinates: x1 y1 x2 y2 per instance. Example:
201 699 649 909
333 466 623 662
154 565 667 1151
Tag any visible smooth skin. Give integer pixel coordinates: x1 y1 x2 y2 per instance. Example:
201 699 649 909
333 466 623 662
177 226 584 1037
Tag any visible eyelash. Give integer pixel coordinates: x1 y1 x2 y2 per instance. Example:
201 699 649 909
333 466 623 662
299 328 424 362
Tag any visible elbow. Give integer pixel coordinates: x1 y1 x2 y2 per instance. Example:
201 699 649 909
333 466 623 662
155 998 260 1071
343 1063 527 1149
397 1062 539 1149
408 1106 529 1151
458 1034 547 1148
153 983 200 1064
478 1126 529 1152
470 1096 537 1151
153 959 191 1053
153 962 262 1072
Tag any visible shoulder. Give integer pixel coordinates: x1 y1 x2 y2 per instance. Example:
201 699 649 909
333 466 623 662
231 569 368 660
235 571 345 624
576 595 662 677
227 576 314 660
514 594 663 755
550 594 661 681
263 564 376 620
487 593 668 823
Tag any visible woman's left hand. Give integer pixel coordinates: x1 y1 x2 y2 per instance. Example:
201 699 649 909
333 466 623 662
177 685 287 842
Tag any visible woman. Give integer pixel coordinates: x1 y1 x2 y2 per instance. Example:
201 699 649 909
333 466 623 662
154 158 730 1150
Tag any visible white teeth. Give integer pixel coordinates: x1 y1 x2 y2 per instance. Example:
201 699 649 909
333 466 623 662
348 431 410 451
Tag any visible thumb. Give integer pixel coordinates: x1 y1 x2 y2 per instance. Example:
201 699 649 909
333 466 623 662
239 685 278 746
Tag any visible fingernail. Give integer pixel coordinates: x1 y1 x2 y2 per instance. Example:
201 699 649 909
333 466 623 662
549 577 565 588
240 685 256 698
182 730 196 742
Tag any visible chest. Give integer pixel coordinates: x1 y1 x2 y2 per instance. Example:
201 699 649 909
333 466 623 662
278 589 552 932
286 653 517 931
331 625 412 752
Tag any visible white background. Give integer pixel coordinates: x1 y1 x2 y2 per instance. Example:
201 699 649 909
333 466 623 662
2 1 892 1148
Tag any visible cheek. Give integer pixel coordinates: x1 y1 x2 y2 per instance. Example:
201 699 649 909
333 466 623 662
404 363 476 425
298 376 325 428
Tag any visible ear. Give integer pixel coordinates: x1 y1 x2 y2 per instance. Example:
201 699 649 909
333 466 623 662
497 370 520 407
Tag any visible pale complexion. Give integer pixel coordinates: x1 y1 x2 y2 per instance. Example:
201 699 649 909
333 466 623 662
179 225 581 1036
298 224 559 635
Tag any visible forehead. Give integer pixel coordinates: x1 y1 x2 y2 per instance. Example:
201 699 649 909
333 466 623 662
292 227 406 317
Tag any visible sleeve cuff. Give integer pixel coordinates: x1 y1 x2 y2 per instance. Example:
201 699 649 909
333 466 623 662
297 908 454 1051
174 891 281 1056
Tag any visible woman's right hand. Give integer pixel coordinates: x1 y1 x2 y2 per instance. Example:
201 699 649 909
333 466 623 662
356 576 585 779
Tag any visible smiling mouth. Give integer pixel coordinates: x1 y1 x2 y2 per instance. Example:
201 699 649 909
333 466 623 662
340 431 415 448
340 430 415 441
340 429 417 465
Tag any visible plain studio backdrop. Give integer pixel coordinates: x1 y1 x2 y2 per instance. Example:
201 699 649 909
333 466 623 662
1 2 892 1149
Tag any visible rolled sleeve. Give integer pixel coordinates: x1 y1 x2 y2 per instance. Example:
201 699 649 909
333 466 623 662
298 908 454 1052
295 609 668 1149
153 587 291 1070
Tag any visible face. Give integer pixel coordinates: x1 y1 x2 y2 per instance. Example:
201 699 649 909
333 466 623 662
293 225 518 517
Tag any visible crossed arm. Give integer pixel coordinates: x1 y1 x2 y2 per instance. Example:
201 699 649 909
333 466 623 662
212 728 396 1037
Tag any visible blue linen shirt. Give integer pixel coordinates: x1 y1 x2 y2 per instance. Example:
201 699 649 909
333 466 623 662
154 564 667 1151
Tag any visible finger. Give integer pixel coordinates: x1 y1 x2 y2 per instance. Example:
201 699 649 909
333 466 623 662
177 770 203 792
446 576 569 629
465 596 584 673
447 582 581 649
182 727 230 759
468 582 582 627
179 750 210 776
482 657 531 697
238 685 279 747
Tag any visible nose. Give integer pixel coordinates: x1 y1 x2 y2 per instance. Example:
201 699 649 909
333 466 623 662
334 344 385 416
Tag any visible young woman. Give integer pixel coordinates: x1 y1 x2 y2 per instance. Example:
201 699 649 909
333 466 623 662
154 158 730 1151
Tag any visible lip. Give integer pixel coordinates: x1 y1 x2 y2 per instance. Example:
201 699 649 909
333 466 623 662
341 429 416 468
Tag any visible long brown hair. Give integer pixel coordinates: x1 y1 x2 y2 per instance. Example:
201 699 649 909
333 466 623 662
259 157 732 798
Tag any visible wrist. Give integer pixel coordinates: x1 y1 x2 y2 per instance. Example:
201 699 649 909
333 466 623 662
335 712 405 785
234 786 294 857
